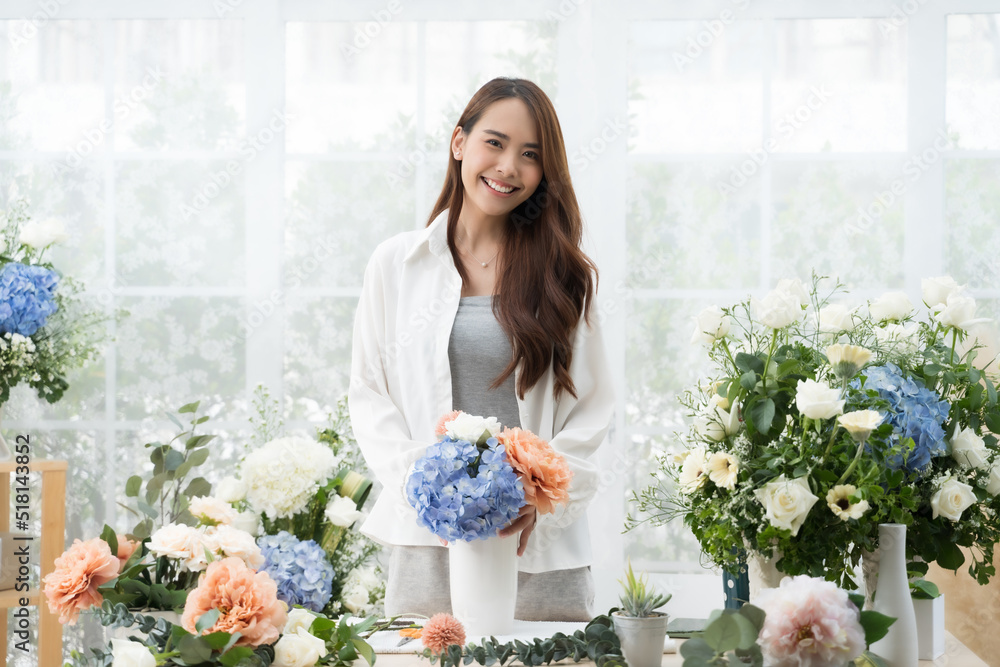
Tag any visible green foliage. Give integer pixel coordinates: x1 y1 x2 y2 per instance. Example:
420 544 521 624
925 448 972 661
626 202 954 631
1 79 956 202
617 560 672 617
628 274 1000 588
680 604 764 667
418 612 625 667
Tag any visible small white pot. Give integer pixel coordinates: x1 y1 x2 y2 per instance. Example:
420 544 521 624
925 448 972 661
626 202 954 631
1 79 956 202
913 594 945 660
613 611 669 667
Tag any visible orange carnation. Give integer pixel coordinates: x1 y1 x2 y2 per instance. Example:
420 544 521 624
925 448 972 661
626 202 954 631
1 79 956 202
42 538 121 624
422 613 466 654
181 556 287 646
435 410 462 437
498 427 573 515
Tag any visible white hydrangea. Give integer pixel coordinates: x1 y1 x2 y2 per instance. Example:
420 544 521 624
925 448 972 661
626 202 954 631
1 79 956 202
242 436 337 519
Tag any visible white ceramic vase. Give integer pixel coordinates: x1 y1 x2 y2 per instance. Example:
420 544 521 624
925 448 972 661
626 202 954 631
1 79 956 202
747 548 786 601
449 534 518 638
613 612 669 667
869 524 918 667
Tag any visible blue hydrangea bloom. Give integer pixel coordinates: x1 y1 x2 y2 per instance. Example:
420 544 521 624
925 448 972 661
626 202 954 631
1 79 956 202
405 436 525 542
0 262 59 336
257 531 334 612
852 363 951 472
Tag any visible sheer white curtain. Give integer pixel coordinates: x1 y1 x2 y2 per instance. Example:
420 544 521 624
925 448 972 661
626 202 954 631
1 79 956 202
1 0 998 658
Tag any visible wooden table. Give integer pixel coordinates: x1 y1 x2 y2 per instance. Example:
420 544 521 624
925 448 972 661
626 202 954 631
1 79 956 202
373 631 989 667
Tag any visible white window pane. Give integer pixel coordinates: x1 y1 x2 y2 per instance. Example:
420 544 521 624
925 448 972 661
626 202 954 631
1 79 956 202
115 297 245 421
947 14 1000 150
284 297 355 419
0 21 103 152
772 19 906 152
284 160 415 289
114 20 245 152
286 22 418 153
628 162 760 289
116 161 245 287
629 21 765 154
771 160 905 288
945 159 1000 289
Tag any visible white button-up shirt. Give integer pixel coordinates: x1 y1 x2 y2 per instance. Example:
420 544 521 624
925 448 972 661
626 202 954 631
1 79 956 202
348 210 615 573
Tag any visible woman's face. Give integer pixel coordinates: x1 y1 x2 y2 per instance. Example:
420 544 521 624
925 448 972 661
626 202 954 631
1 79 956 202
451 98 544 221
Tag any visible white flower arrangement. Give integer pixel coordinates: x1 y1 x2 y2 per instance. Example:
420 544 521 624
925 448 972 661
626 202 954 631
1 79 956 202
242 436 337 519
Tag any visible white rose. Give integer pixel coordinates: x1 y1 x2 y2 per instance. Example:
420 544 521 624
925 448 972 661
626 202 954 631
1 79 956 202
284 607 319 635
273 628 328 667
445 412 502 443
342 584 371 614
325 495 363 528
873 323 920 354
18 217 68 248
215 476 247 503
754 289 801 329
869 291 914 322
931 475 977 521
951 426 989 470
956 323 1000 380
775 278 810 307
935 292 978 331
147 523 201 562
754 475 819 536
189 495 238 526
815 304 855 337
690 305 732 346
204 525 264 569
232 510 260 536
111 638 156 667
795 379 845 420
922 276 962 308
986 464 1000 496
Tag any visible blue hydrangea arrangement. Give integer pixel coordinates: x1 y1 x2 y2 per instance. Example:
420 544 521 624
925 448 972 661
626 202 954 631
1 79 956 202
257 530 335 612
853 363 950 472
405 435 524 542
0 262 60 337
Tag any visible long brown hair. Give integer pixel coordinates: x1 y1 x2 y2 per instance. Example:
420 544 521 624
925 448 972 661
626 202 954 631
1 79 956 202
427 77 598 401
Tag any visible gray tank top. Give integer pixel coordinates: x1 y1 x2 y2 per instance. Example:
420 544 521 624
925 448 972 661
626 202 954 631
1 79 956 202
448 295 522 430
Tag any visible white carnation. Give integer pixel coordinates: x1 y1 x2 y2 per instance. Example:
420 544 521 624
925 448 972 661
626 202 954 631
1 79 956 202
242 437 337 519
445 412 502 443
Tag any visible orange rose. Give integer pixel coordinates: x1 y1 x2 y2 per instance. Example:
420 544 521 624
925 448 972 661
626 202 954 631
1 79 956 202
498 427 573 515
181 557 287 646
42 538 120 624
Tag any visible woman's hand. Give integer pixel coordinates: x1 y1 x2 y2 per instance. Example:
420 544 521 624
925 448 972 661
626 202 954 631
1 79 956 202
499 505 537 556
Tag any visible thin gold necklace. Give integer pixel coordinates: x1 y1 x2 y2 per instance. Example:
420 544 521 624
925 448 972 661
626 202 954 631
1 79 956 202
457 235 500 268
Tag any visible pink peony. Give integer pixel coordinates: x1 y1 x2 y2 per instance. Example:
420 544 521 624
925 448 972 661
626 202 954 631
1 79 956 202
181 556 287 646
42 538 121 624
422 613 466 654
498 427 572 515
755 575 866 667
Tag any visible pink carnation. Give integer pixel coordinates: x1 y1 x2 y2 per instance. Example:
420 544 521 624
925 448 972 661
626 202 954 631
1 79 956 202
422 613 466 654
755 575 866 667
42 538 121 624
435 410 462 437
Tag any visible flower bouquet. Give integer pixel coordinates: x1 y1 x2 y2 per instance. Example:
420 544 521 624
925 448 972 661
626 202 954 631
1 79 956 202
629 275 1000 590
406 410 572 636
0 199 113 450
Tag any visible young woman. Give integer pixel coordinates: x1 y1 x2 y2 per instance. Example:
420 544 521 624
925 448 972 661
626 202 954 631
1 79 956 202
348 77 614 621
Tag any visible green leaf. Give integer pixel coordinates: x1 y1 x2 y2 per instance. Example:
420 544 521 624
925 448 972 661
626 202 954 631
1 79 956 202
703 612 743 654
938 541 965 571
353 638 376 666
186 434 216 450
177 634 212 662
178 401 200 414
164 449 185 472
187 447 210 467
848 593 865 610
196 608 221 633
201 630 235 649
740 371 758 391
679 637 715 665
909 579 940 600
738 603 766 634
858 610 896 646
99 525 119 556
137 500 158 520
748 398 776 435
184 477 212 498
736 352 764 375
986 410 1000 435
218 646 255 667
125 475 143 498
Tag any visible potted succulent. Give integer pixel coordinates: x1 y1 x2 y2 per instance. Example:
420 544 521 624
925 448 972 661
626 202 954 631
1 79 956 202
612 561 672 667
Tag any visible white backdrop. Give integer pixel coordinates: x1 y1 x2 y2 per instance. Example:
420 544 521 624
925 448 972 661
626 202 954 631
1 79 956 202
1 0 999 659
